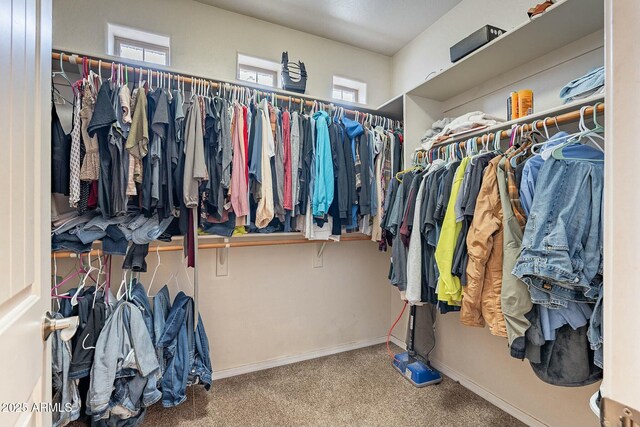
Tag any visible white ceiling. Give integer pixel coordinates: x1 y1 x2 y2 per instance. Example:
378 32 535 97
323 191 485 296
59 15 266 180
194 0 463 56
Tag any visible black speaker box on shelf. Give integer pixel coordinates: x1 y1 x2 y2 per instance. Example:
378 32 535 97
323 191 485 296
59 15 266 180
449 25 506 63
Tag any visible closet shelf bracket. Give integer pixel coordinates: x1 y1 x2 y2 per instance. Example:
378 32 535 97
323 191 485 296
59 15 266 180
601 397 640 427
313 242 327 268
216 239 229 277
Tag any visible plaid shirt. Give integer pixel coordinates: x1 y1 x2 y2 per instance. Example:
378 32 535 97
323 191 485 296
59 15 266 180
504 159 526 229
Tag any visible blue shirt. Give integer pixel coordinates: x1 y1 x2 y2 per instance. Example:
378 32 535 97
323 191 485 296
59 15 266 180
519 132 604 215
311 111 334 216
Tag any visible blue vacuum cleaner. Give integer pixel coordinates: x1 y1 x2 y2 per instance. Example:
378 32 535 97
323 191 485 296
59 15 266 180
392 305 442 387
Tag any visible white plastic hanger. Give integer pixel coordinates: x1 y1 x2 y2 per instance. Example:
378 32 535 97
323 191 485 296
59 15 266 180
116 269 129 301
92 255 106 309
71 252 97 306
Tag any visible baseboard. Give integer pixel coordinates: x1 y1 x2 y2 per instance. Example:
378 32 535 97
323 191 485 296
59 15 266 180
212 336 388 380
430 359 548 427
388 335 406 349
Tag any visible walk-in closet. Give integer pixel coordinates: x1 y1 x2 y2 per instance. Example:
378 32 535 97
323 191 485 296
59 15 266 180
1 0 639 426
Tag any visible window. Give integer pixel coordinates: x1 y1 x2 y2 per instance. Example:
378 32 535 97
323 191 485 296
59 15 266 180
332 85 358 103
107 23 170 66
237 53 281 88
332 76 367 104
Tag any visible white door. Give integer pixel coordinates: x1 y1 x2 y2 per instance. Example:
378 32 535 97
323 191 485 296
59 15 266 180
0 0 53 426
602 0 640 426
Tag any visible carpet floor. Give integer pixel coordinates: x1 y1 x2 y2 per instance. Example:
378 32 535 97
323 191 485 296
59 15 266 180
73 344 527 426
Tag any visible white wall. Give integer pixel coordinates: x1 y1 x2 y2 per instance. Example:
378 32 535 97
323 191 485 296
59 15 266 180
52 0 392 109
392 0 537 96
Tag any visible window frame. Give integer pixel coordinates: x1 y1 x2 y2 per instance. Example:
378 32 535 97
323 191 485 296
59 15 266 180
237 63 278 88
107 23 171 66
332 75 367 105
332 84 359 103
113 36 170 66
237 53 281 88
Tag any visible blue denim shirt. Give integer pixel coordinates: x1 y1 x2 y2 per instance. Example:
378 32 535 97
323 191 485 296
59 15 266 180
559 66 604 103
87 302 161 422
519 132 604 215
129 280 155 343
156 291 212 408
513 152 604 307
52 313 81 427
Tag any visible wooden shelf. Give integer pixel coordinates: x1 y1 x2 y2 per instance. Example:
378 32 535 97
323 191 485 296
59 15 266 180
407 0 603 101
418 94 604 152
376 95 403 121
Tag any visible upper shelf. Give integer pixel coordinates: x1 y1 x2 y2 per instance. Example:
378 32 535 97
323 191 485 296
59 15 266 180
376 95 403 121
407 0 604 101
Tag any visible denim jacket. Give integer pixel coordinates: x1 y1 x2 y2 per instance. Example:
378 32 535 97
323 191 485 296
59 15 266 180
156 291 212 407
153 285 171 376
88 302 161 422
128 280 155 343
52 313 81 427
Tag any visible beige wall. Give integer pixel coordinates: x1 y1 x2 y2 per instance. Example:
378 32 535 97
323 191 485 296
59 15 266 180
52 0 604 425
390 5 604 426
391 0 535 96
52 0 392 109
56 240 392 375
141 240 392 374
52 0 395 377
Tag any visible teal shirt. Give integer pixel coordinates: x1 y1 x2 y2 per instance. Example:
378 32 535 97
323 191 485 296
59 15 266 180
312 110 334 217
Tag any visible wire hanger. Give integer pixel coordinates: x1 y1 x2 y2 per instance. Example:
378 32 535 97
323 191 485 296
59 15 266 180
147 246 162 297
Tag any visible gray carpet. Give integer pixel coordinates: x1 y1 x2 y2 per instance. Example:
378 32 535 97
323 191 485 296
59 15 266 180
137 343 526 427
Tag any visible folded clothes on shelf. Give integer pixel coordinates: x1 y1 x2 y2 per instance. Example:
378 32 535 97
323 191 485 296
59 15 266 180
420 111 504 151
560 66 604 104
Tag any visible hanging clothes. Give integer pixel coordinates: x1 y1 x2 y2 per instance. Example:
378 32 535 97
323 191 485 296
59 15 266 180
433 157 469 306
311 110 334 217
52 104 71 196
461 155 507 338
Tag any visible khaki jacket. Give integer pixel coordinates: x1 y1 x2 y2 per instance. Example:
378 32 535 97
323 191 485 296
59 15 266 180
461 156 507 337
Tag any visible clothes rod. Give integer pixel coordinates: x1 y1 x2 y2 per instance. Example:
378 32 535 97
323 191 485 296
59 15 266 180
51 51 399 123
425 102 605 151
51 235 371 259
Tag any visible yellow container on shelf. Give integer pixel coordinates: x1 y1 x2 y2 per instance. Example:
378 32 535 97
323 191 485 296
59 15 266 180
517 89 534 118
510 91 519 120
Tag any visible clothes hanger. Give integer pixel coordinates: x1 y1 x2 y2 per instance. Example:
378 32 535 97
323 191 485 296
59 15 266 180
550 104 605 160
530 117 554 154
505 125 532 166
116 269 129 301
147 246 162 297
92 255 106 309
71 252 97 306
470 134 490 165
52 52 77 97
395 165 420 182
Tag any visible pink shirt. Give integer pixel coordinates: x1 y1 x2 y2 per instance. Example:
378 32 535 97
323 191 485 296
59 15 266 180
282 111 292 210
230 104 249 217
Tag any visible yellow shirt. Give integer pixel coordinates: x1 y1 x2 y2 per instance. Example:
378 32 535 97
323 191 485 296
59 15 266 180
434 157 469 305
